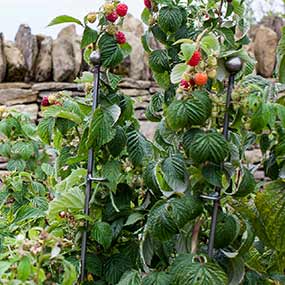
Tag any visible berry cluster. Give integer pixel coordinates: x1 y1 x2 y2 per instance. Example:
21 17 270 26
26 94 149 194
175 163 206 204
179 50 218 92
103 2 128 22
41 94 62 107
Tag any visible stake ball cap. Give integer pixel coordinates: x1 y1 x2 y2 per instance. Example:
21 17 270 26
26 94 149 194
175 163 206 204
90 51 101 65
225 57 243 74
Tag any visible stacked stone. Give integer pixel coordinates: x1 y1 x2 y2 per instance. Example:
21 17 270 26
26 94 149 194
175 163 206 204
0 24 82 83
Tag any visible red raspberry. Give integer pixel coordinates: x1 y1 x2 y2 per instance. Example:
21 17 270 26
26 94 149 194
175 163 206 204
106 11 118 22
194 73 208 86
116 3 128 17
187 50 202 67
144 0 152 9
116 31 126 44
180 79 190 89
41 96 50 107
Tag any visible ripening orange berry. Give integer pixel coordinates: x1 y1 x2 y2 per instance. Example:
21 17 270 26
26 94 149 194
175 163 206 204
194 73 208 86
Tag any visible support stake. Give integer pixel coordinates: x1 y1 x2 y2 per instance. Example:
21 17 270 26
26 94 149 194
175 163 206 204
207 57 243 258
80 50 101 283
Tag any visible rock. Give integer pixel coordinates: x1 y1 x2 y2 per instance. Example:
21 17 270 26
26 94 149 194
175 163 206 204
254 26 278 78
140 121 157 139
32 82 84 92
34 35 53 82
52 38 75 82
259 15 284 40
0 82 31 89
57 25 82 80
121 15 146 80
0 33 6 82
119 78 152 89
120 89 150 97
245 149 262 165
7 103 39 121
0 88 38 105
15 24 38 81
4 41 27 82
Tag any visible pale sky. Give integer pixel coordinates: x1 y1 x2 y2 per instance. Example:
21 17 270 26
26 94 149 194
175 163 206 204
0 0 284 41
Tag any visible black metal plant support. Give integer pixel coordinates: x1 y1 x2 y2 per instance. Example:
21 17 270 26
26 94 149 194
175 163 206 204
80 50 102 283
207 57 243 258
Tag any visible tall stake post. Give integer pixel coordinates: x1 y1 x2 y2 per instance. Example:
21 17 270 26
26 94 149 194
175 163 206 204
80 51 101 283
207 57 243 258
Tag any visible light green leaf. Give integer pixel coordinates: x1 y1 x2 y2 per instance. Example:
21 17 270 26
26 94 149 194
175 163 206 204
200 34 220 55
62 260 77 285
170 63 188 84
181 43 196 61
17 256 31 281
48 187 85 219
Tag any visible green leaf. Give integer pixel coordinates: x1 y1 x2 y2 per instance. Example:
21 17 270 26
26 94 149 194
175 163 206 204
214 212 240 249
190 131 229 163
161 154 188 193
104 254 132 284
250 103 273 132
232 0 245 17
48 187 84 219
166 92 212 130
37 117 55 144
92 222 113 249
17 256 31 281
0 262 11 276
144 161 161 193
234 167 256 197
143 272 171 285
146 92 163 122
151 25 167 44
147 197 203 240
107 126 127 157
117 270 142 285
48 15 83 27
11 142 34 160
255 181 285 252
200 34 220 55
149 50 169 73
102 160 122 191
124 212 144 226
158 7 183 33
62 260 77 285
181 43 196 61
120 42 132 57
99 33 124 68
87 106 116 149
141 7 151 25
170 63 188 84
106 71 122 90
7 159 26 171
74 71 93 83
81 26 98 48
127 130 151 166
153 71 171 89
170 254 228 285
